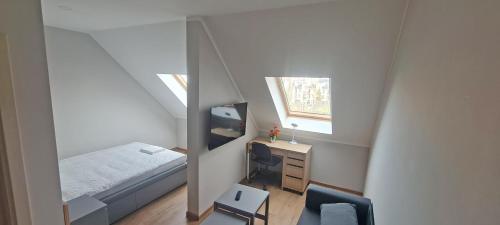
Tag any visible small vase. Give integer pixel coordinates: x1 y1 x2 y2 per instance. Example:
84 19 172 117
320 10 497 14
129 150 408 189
270 136 277 143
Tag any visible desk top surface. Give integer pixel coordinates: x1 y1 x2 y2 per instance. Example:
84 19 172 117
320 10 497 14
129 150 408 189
248 137 312 154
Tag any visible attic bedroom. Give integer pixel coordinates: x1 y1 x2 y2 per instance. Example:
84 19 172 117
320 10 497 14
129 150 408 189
0 0 498 225
44 16 191 223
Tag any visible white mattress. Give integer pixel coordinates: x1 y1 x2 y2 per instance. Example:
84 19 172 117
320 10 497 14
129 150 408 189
59 142 187 202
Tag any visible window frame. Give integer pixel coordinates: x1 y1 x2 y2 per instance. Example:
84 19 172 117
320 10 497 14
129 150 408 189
174 74 187 90
275 77 332 121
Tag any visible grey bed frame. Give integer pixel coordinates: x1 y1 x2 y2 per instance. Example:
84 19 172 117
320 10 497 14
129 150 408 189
97 163 187 224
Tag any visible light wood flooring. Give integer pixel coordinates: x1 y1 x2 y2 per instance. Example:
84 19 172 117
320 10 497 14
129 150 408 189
115 183 306 225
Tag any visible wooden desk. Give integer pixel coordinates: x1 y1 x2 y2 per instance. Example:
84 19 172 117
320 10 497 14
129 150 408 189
246 137 312 193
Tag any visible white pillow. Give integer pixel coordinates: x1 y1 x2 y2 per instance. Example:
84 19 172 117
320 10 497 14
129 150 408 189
140 146 165 155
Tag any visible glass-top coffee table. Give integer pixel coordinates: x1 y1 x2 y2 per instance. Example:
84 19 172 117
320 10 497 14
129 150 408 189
214 184 270 225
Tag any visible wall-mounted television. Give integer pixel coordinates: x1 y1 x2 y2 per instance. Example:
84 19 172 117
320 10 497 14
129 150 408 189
208 102 248 150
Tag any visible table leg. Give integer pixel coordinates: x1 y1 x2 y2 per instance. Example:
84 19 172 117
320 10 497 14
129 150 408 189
250 217 254 225
265 196 269 225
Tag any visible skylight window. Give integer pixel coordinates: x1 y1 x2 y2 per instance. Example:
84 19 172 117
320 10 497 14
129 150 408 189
266 76 333 134
278 77 331 120
157 74 187 106
174 74 188 90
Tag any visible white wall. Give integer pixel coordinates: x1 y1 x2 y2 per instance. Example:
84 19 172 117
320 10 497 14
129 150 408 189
205 0 407 146
176 118 188 149
186 20 259 215
91 21 187 119
365 1 500 225
45 26 178 159
203 0 407 191
0 1 64 224
186 20 202 215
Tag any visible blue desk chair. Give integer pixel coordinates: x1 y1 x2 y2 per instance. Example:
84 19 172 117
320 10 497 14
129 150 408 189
251 143 282 190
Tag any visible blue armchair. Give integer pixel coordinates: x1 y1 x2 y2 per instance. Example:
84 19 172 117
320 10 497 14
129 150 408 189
297 184 375 225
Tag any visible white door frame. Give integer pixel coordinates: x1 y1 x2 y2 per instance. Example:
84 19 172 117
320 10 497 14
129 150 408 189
0 33 33 225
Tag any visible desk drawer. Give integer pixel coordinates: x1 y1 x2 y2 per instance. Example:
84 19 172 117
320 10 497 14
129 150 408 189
287 152 305 160
286 157 305 167
270 148 285 157
284 176 303 191
286 164 304 178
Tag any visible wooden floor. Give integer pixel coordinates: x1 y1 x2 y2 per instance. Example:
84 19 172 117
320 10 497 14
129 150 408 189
115 183 306 225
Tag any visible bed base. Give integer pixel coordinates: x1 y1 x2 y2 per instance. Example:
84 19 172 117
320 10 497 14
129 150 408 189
98 163 187 224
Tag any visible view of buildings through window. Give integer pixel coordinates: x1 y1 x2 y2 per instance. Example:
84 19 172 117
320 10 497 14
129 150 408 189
278 77 331 119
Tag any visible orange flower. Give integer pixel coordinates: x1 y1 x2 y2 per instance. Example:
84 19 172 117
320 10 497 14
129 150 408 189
268 124 281 137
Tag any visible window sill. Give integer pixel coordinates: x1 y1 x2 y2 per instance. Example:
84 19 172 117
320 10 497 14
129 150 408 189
282 116 332 135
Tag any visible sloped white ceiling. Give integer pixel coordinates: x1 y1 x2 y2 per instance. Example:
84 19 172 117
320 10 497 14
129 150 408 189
91 21 187 118
204 0 407 146
42 0 340 32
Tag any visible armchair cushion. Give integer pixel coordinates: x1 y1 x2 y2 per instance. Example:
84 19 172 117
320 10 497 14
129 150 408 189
320 203 358 225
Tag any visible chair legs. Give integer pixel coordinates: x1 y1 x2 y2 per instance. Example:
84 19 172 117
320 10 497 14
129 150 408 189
253 163 274 190
259 165 272 175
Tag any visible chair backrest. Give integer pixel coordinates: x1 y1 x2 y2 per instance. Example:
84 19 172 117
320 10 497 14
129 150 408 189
251 143 272 162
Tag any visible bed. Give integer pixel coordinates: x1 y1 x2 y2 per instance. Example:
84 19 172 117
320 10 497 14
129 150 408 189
59 142 187 223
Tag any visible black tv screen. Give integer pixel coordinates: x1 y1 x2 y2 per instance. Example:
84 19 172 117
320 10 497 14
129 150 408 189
208 102 248 150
